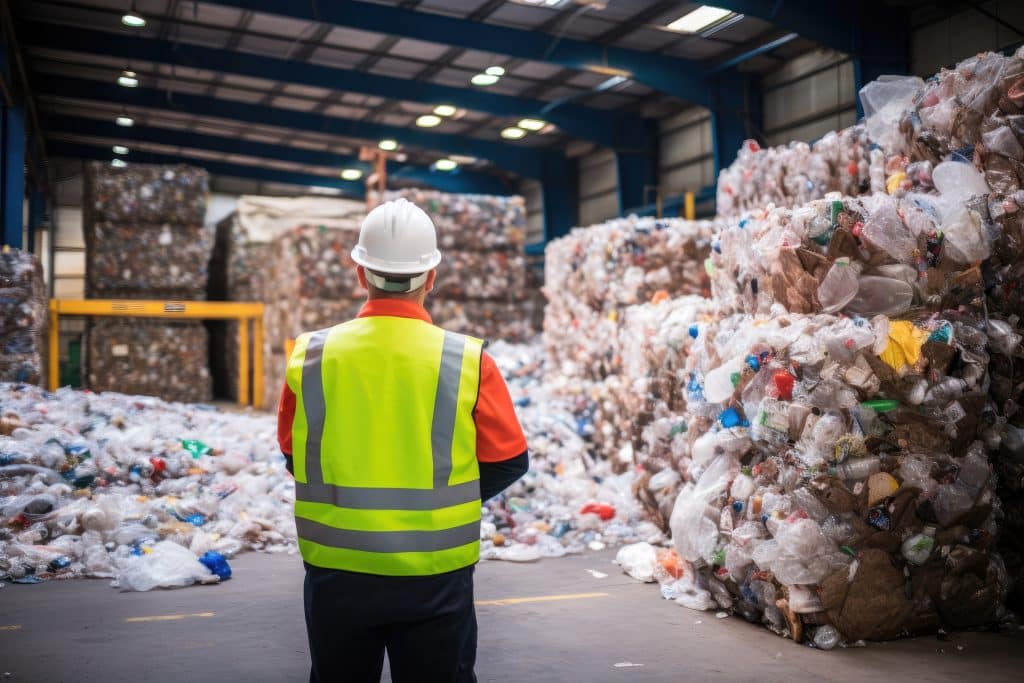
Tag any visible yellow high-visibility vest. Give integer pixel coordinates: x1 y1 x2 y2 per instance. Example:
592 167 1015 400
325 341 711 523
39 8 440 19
287 315 483 576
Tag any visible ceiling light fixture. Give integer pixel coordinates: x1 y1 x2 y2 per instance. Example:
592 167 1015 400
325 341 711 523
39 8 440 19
116 115 134 127
433 104 457 117
340 168 363 181
117 69 139 88
378 139 398 151
434 159 458 172
112 145 129 155
111 158 128 168
485 66 506 77
500 127 527 140
666 6 733 33
471 73 499 87
121 7 146 28
518 118 546 131
416 114 442 127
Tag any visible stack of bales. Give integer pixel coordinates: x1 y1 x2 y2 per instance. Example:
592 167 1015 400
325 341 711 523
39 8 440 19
83 163 212 403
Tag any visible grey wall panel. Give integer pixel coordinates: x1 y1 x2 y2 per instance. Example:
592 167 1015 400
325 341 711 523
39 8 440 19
660 118 712 168
519 179 544 244
661 158 715 198
579 192 620 227
579 148 618 195
911 1 1024 76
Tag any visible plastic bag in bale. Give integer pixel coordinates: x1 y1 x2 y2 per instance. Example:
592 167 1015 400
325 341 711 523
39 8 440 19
86 319 212 403
0 248 47 385
85 162 208 225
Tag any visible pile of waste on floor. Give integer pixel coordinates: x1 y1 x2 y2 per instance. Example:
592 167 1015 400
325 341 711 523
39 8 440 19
0 339 657 589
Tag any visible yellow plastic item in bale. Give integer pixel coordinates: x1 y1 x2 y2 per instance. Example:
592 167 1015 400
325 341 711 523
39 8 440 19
878 320 928 371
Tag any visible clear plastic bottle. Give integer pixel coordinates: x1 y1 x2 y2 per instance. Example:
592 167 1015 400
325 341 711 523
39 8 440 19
817 258 861 313
845 276 914 316
830 456 880 480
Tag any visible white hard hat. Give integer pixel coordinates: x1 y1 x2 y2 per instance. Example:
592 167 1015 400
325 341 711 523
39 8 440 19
351 198 442 275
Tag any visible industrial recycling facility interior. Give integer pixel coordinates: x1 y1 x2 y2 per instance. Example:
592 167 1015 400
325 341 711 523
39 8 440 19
3 1 1024 681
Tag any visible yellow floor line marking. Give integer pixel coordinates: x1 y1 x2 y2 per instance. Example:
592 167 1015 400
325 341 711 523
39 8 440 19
476 592 609 607
125 612 216 623
0 625 22 632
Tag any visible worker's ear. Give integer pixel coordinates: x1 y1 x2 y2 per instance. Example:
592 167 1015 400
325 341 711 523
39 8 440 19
356 265 368 290
424 269 436 293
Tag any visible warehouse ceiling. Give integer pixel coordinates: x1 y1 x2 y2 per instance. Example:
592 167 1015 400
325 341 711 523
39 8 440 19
10 0 833 193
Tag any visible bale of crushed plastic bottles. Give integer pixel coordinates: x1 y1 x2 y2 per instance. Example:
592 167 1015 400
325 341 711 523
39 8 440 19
86 319 212 404
0 249 47 386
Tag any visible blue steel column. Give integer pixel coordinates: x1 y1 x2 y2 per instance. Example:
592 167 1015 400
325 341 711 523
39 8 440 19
541 155 578 242
27 184 44 253
2 103 26 248
710 71 761 174
615 119 659 215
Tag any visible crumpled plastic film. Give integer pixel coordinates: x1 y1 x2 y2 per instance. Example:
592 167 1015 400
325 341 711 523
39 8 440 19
0 383 294 588
659 310 1011 644
716 127 876 218
84 222 214 299
0 249 47 385
85 162 208 225
86 319 212 404
377 189 527 251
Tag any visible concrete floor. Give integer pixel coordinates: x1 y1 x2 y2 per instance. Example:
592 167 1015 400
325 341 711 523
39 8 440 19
1 550 1022 683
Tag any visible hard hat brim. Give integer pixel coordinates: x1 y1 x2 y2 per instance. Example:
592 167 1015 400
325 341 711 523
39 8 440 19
351 245 442 275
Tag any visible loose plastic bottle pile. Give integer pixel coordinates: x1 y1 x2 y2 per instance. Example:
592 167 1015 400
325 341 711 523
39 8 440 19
83 163 214 403
0 249 47 386
0 339 658 588
0 384 292 590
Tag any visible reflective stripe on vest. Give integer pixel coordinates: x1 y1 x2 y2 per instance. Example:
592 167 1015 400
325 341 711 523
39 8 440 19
288 317 483 576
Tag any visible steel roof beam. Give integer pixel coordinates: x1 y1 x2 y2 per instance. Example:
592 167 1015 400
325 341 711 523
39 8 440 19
40 113 513 195
206 0 715 107
31 74 552 179
17 20 646 150
49 139 367 197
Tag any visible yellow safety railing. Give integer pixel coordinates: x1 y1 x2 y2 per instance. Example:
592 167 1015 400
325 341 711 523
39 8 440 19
48 299 265 408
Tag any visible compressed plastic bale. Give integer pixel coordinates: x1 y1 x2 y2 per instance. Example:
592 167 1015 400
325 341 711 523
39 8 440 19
428 298 539 343
265 224 364 302
715 127 875 218
85 162 208 225
433 250 528 300
376 189 527 251
84 222 213 299
0 249 47 385
86 319 212 403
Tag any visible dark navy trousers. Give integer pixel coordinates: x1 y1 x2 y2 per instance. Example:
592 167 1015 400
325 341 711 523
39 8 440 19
304 563 477 683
